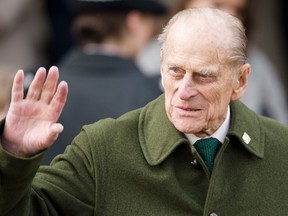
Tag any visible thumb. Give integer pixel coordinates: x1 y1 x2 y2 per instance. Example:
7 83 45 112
47 123 64 145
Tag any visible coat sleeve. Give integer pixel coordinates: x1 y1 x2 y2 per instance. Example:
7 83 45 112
0 126 98 216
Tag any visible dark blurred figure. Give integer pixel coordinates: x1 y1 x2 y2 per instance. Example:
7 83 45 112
46 0 75 65
43 0 168 164
279 0 288 92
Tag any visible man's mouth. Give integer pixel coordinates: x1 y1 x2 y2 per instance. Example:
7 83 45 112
177 106 202 111
175 106 204 116
181 107 201 111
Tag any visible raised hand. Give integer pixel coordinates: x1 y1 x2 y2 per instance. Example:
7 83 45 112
1 66 68 157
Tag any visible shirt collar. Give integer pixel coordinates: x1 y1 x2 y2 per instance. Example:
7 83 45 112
185 106 230 145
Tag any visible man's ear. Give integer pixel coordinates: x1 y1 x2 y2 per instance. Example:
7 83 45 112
231 63 251 101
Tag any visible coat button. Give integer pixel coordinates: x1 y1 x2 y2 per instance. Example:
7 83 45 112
191 159 200 167
209 212 218 216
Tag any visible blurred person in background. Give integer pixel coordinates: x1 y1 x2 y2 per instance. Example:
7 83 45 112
0 66 16 119
0 0 51 71
183 0 288 124
43 0 168 164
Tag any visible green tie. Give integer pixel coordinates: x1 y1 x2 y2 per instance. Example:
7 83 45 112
194 137 221 172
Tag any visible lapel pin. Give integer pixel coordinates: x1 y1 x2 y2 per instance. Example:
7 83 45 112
242 132 251 144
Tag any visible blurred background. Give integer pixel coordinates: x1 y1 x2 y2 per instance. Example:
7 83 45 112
250 0 287 89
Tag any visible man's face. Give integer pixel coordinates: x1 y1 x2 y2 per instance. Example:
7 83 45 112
160 23 238 137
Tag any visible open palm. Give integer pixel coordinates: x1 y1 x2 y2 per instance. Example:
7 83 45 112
2 66 68 157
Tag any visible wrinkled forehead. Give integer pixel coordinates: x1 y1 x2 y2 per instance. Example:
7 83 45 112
171 13 230 45
164 14 231 62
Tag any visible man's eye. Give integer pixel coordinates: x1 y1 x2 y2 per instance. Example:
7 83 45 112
194 73 217 83
170 67 182 73
200 73 210 78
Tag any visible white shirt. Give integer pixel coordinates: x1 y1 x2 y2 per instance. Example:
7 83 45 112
185 106 230 145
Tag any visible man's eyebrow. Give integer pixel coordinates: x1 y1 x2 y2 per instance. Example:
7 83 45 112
165 61 220 73
197 65 219 74
166 62 183 67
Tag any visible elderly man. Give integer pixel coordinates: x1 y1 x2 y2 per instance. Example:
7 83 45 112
1 8 288 215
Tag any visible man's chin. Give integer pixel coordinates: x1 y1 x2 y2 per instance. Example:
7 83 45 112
173 120 203 134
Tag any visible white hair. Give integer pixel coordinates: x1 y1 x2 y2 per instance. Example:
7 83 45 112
158 8 248 72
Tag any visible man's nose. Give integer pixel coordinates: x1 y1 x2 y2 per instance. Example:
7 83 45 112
178 76 198 100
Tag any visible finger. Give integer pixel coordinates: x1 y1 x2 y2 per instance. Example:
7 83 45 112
11 70 24 103
51 123 64 134
50 81 68 118
41 66 59 103
26 67 47 100
40 123 64 149
46 123 64 148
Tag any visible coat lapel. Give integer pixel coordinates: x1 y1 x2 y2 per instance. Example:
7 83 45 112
139 95 188 166
228 100 264 159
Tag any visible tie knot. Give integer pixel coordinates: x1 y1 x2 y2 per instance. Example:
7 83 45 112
194 137 221 172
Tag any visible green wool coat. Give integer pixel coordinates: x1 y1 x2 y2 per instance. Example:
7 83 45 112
1 95 288 215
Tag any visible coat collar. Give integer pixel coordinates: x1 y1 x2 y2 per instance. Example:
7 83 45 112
227 99 264 159
139 95 264 166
